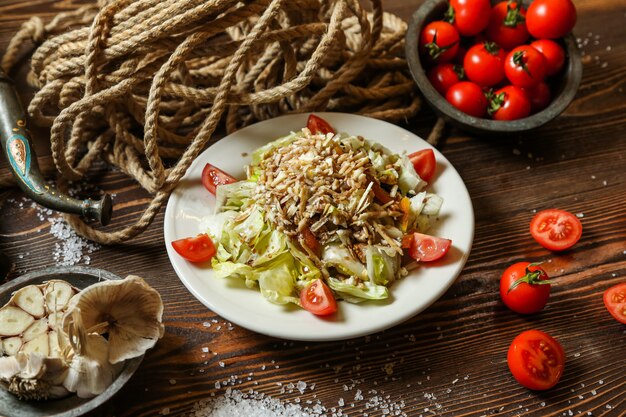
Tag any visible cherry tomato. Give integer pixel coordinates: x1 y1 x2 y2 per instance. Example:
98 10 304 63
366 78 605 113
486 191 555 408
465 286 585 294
419 21 460 64
603 283 626 324
445 0 491 36
507 330 565 390
307 114 335 135
530 39 566 76
526 0 577 39
524 82 551 113
404 232 452 262
301 226 321 257
489 85 531 121
171 234 216 263
530 209 582 251
446 81 488 118
202 163 237 195
485 1 529 50
463 42 506 87
408 149 436 183
427 63 464 96
300 279 337 316
504 45 547 88
500 262 552 314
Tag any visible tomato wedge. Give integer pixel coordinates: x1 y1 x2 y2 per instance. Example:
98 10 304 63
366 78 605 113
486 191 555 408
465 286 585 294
408 149 436 183
300 279 337 316
307 114 335 135
171 234 216 263
507 329 565 390
300 226 321 257
202 163 237 195
404 232 451 262
530 209 582 251
603 283 626 324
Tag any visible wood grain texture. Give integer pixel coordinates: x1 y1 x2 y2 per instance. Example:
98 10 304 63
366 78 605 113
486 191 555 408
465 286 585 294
0 0 624 416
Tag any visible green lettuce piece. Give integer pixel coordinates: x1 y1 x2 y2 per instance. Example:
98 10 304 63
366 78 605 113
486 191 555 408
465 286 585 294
233 206 265 244
365 245 400 286
397 155 426 195
256 254 300 305
322 243 367 279
328 277 389 303
215 181 256 213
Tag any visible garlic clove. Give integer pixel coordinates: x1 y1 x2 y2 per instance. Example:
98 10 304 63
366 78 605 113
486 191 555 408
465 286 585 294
48 331 62 358
64 275 164 364
0 306 35 336
0 353 70 401
2 337 23 356
12 285 45 318
47 311 64 330
22 318 49 342
0 356 20 379
44 281 75 313
21 333 49 357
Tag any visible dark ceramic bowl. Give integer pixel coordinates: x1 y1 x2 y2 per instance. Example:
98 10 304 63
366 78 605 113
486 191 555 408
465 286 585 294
0 266 143 417
405 0 582 134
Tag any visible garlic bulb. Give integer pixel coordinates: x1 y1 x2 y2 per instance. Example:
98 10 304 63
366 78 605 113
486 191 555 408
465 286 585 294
62 275 164 364
0 352 69 400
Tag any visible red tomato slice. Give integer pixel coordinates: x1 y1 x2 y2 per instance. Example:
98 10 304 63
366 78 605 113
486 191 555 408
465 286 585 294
408 149 436 183
603 283 626 324
307 114 335 135
530 209 582 251
406 232 451 262
507 329 565 390
300 279 337 316
301 226 321 257
171 234 216 263
202 163 237 195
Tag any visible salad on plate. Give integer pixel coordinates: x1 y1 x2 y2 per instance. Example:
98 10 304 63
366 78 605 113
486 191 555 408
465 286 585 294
171 115 452 316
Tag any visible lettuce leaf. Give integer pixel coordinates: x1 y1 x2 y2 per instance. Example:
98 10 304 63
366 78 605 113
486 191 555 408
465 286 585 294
328 277 389 303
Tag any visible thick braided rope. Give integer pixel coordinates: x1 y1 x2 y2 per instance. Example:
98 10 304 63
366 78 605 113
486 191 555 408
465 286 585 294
2 0 425 244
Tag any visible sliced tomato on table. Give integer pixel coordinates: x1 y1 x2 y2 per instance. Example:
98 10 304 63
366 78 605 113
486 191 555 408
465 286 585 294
507 329 565 390
171 234 216 263
408 149 436 183
603 283 626 324
307 114 335 135
300 279 337 316
202 163 237 195
402 232 451 262
530 209 582 251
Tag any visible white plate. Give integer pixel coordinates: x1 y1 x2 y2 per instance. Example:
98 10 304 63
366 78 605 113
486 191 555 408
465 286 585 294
164 113 474 341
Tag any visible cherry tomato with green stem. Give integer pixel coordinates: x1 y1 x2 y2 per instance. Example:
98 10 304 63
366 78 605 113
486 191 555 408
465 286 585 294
530 39 566 76
489 85 531 120
505 45 547 88
464 42 506 87
427 63 464 96
446 81 488 117
419 21 460 64
445 0 491 36
486 1 529 50
500 262 552 314
526 0 577 39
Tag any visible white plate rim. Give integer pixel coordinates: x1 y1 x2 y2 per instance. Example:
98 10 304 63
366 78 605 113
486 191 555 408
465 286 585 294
164 112 474 341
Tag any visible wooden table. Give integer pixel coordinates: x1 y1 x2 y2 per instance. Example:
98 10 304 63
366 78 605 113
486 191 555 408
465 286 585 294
0 0 624 416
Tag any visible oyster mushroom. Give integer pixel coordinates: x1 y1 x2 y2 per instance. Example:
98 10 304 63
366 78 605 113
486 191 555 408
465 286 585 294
62 275 164 364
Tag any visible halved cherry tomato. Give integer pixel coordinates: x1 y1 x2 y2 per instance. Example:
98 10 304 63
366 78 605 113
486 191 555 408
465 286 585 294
405 232 452 262
301 226 321 257
202 163 237 195
307 114 335 135
408 149 436 183
500 262 552 314
300 279 337 316
507 329 565 390
603 283 626 324
171 234 216 263
419 21 460 64
530 209 582 251
504 45 547 88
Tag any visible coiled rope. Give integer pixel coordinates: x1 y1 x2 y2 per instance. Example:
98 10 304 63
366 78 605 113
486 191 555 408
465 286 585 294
1 0 425 244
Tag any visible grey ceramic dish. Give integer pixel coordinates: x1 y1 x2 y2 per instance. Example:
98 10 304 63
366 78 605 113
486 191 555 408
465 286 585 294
405 0 583 134
0 266 143 417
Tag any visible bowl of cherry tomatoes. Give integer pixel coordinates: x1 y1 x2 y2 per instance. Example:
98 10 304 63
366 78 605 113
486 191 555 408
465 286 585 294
405 0 582 133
